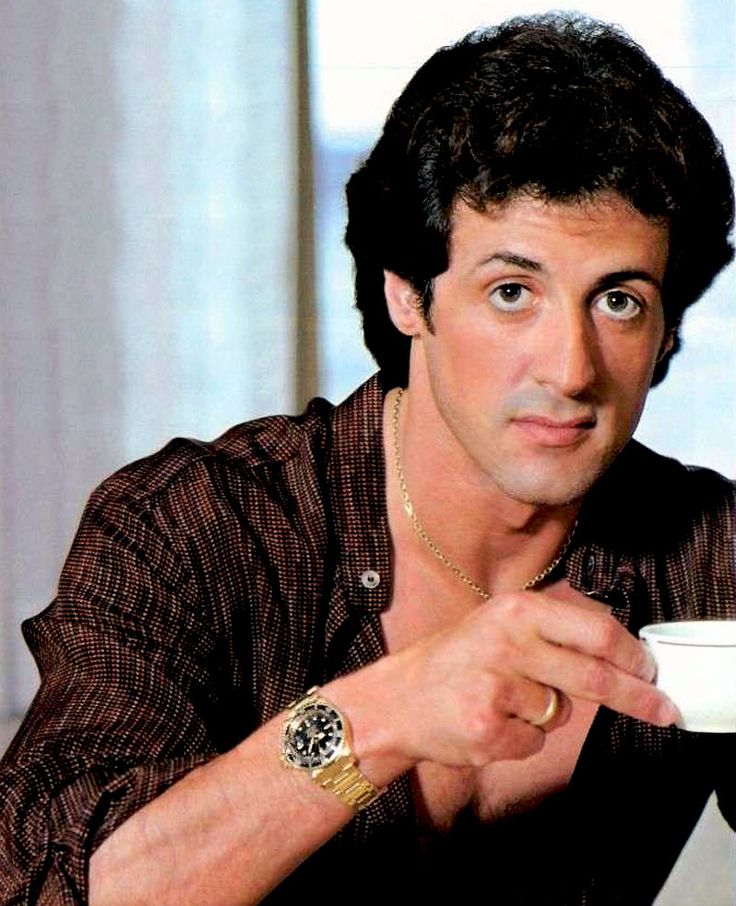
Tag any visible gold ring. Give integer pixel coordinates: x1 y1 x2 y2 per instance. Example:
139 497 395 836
530 687 560 728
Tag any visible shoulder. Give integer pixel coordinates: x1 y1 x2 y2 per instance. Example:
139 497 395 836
81 373 385 539
86 396 336 520
604 440 733 503
585 440 735 550
43 396 343 633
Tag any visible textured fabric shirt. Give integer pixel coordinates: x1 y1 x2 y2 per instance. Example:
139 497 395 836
1 373 735 905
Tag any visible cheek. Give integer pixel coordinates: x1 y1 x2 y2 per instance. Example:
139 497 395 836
602 345 660 431
439 331 518 406
600 323 664 387
431 304 520 378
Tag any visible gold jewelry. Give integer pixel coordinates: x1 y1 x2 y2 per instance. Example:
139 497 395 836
281 688 382 812
530 686 561 728
391 388 577 598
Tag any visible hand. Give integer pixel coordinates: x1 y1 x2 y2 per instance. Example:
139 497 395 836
369 582 677 770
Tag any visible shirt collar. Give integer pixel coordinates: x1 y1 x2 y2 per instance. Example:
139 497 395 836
325 377 652 617
327 373 393 613
564 441 671 625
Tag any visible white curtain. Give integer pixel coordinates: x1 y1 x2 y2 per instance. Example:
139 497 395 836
0 1 302 718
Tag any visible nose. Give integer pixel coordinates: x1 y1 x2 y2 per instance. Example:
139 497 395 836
535 307 597 398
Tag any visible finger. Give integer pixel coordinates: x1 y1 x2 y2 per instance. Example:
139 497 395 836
510 593 657 682
436 681 551 766
528 687 562 730
527 686 571 733
528 639 678 726
478 592 671 723
473 716 548 763
494 675 570 733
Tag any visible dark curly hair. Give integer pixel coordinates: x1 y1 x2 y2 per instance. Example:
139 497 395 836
345 13 734 388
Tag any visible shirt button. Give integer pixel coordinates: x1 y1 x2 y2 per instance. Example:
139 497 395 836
585 554 597 576
360 569 381 589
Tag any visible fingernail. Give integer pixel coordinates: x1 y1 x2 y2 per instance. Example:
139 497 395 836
658 699 681 727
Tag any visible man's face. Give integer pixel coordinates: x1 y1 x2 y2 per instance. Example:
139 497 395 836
394 193 670 507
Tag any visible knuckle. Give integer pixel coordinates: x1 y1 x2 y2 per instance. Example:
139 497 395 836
590 616 620 657
465 710 490 745
492 591 529 623
581 660 615 700
501 724 545 762
464 713 495 764
462 685 511 763
640 687 668 723
554 692 572 729
489 676 515 712
524 728 547 758
467 745 492 768
486 635 517 667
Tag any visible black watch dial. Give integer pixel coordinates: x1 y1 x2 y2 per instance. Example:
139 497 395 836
283 702 345 769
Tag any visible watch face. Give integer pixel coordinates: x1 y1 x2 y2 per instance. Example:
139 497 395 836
282 702 345 769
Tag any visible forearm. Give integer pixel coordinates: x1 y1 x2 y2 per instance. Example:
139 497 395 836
90 720 345 905
89 587 674 905
89 660 414 906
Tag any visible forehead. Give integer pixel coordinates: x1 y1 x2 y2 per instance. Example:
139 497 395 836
447 192 670 277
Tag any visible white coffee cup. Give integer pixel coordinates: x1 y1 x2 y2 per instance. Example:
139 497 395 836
639 620 736 733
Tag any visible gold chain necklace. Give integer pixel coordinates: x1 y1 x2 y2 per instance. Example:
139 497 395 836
391 388 577 598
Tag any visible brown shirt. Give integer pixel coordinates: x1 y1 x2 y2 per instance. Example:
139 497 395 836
1 374 734 905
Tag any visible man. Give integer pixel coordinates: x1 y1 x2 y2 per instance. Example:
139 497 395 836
1 13 734 905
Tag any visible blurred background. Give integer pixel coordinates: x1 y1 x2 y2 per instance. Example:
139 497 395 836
0 2 733 901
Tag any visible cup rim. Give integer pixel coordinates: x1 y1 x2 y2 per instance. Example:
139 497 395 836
639 620 736 647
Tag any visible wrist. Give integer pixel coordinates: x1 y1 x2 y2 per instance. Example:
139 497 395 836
280 687 382 811
320 656 417 789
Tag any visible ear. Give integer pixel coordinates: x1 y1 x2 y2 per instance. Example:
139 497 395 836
384 271 426 337
656 330 675 364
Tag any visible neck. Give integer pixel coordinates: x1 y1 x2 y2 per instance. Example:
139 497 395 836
385 385 580 596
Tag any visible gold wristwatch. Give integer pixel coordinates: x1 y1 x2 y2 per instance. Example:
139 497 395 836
280 687 381 811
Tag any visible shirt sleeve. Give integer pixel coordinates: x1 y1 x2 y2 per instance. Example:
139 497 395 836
0 478 232 905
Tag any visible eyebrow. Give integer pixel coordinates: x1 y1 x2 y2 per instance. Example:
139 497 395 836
593 270 663 293
482 252 543 271
480 254 662 292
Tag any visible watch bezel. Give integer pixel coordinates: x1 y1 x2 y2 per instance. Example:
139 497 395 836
281 699 347 770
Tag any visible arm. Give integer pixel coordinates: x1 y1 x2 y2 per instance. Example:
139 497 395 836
0 474 230 905
89 670 408 905
89 585 678 905
0 469 676 906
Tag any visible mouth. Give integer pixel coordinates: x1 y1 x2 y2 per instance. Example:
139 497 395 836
511 414 597 448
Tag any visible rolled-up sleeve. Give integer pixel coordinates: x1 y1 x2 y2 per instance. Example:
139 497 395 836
0 475 230 904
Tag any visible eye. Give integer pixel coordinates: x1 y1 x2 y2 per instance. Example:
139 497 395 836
595 290 642 321
489 282 533 312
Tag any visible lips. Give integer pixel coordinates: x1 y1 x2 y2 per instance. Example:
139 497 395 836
512 414 596 447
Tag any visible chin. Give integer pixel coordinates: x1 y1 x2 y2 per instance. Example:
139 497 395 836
505 484 590 508
496 459 612 508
